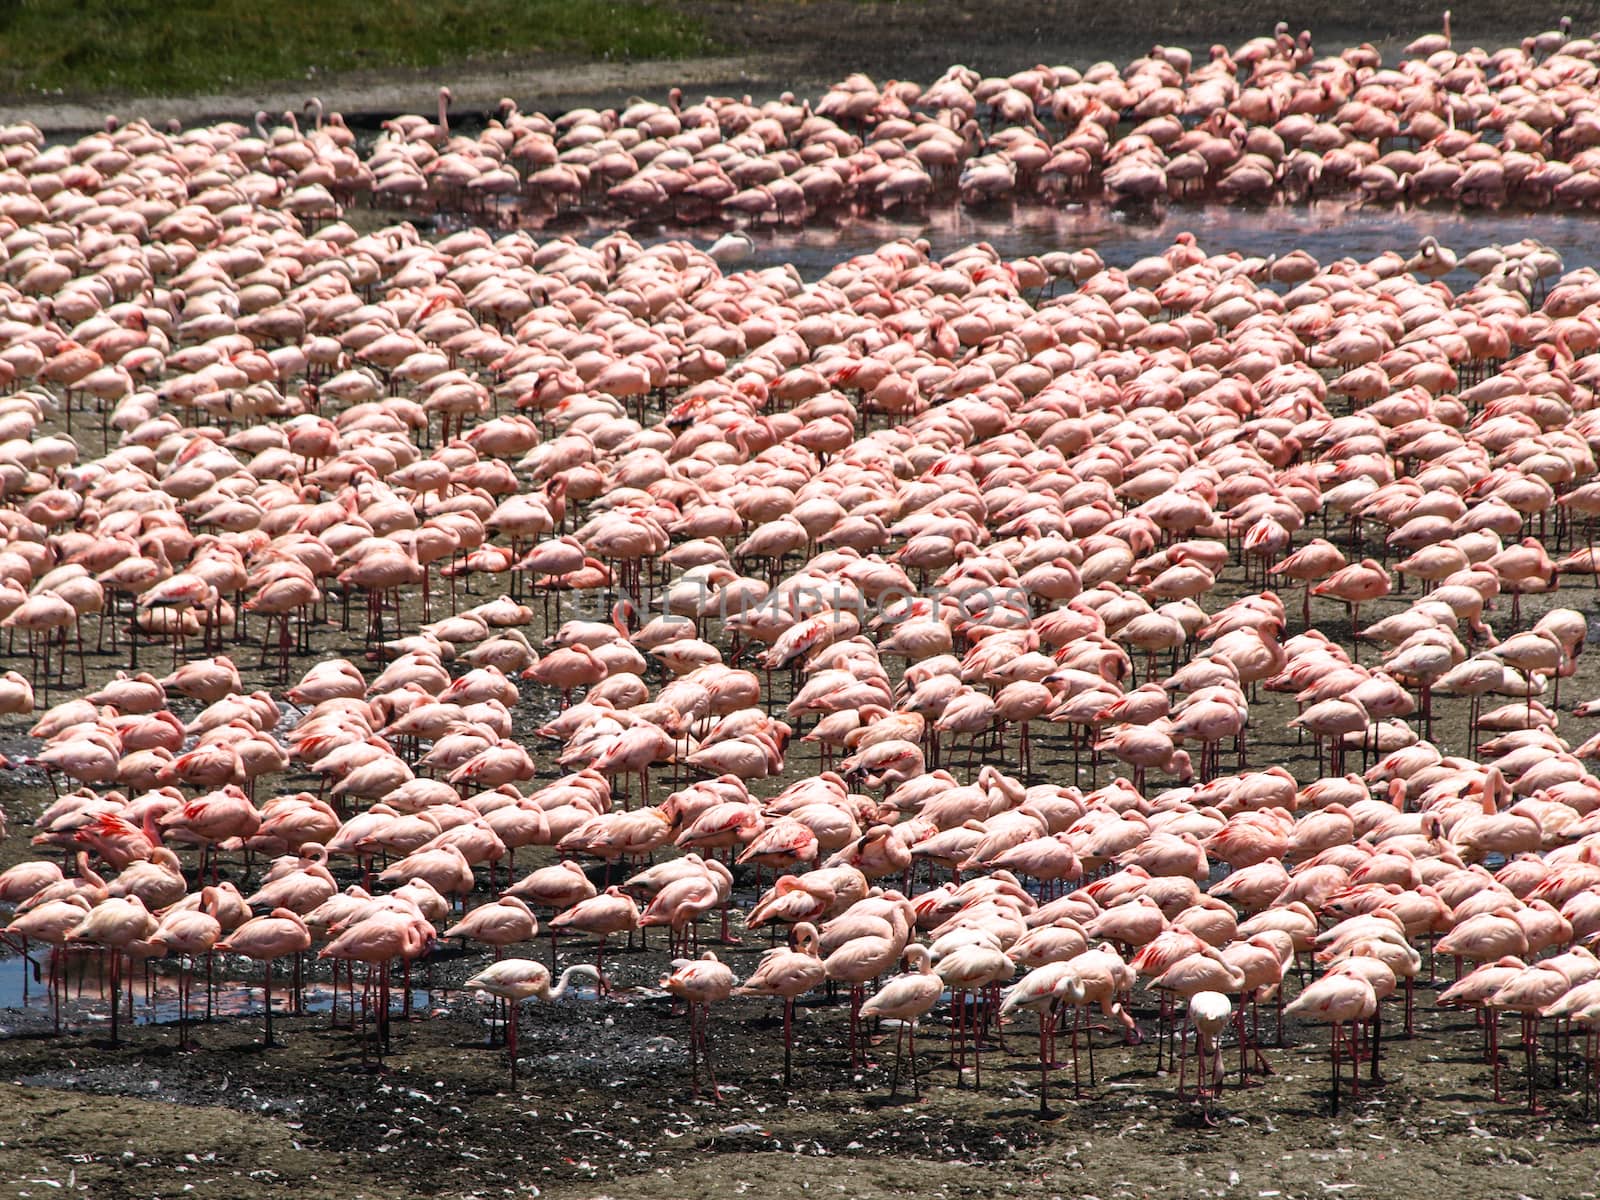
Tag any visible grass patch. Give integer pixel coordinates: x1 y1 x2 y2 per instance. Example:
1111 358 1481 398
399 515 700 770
0 0 713 98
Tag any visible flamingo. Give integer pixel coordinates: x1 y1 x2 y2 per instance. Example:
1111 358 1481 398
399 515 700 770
1188 991 1234 1120
859 944 946 1097
1284 973 1377 1114
1000 959 1089 1113
212 908 312 1046
550 886 640 982
662 950 736 1100
733 921 826 1085
462 961 604 1087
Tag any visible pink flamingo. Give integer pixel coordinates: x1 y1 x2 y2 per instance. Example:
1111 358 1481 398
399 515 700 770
733 920 826 1085
662 950 737 1100
213 908 312 1046
462 961 604 1087
64 895 157 1044
1284 972 1377 1114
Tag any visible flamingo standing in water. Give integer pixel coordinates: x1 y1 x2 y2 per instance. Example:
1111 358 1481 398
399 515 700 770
319 909 435 1058
150 905 222 1048
213 908 312 1046
8 895 92 1031
64 895 157 1044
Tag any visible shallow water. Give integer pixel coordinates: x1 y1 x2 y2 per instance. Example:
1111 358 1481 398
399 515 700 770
690 199 1600 281
0 951 435 1028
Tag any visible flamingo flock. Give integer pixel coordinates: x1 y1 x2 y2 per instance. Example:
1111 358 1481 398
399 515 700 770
9 15 1600 237
10 25 1600 1127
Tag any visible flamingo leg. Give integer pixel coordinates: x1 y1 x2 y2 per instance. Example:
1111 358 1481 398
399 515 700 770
890 1020 906 1096
981 982 1005 1052
109 950 121 1047
1525 1015 1544 1115
1072 1004 1084 1097
703 1004 722 1102
849 983 865 1072
688 1003 701 1099
1177 1010 1190 1099
1491 1010 1504 1102
509 1000 519 1089
1156 991 1169 1074
1330 1022 1341 1117
1087 1004 1097 1087
973 991 984 1089
910 1020 921 1099
1370 1006 1382 1084
178 954 188 1050
1038 1009 1051 1116
1349 1020 1362 1100
952 989 967 1086
377 961 391 1063
1200 1033 1220 1125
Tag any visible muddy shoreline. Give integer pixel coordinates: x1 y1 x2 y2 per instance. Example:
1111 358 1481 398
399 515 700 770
1 966 1591 1200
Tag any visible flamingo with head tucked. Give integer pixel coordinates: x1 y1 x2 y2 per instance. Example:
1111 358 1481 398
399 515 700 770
734 920 826 1085
1284 972 1377 1115
214 908 312 1046
662 950 736 1100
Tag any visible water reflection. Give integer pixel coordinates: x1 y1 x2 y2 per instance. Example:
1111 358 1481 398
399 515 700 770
0 950 431 1027
625 199 1600 282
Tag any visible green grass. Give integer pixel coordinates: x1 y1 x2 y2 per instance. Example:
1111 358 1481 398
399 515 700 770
0 0 713 98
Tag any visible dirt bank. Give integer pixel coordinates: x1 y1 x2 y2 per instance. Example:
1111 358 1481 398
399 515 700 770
1 961 1593 1200
0 0 1586 133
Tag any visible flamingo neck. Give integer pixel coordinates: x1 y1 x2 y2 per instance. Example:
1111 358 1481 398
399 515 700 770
549 964 600 999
